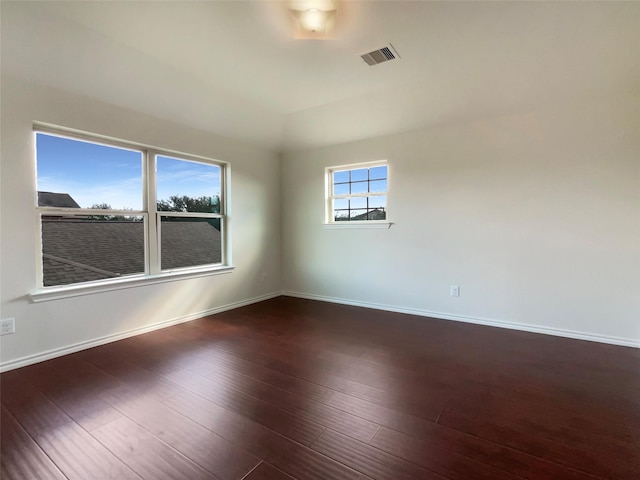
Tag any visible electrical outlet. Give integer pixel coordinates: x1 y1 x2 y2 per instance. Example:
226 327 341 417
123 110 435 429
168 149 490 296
1 318 15 335
450 285 460 297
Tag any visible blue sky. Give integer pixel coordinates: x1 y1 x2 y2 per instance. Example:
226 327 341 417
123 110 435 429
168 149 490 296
157 155 221 205
36 133 221 210
333 166 387 195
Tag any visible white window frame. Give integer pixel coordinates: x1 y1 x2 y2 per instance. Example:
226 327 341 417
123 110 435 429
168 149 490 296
325 160 391 229
31 124 233 302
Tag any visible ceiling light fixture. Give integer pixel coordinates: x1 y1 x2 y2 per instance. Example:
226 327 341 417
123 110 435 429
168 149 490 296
288 0 337 39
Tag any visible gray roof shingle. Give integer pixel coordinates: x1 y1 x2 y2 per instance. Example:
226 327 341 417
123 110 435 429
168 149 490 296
38 191 81 208
42 219 221 286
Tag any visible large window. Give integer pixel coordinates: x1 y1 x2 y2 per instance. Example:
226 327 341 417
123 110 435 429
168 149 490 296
35 128 228 289
326 161 388 223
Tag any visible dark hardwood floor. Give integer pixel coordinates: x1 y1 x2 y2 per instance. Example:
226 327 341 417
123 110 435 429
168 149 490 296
2 296 639 479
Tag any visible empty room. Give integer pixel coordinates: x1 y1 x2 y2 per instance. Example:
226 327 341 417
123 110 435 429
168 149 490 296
1 1 639 479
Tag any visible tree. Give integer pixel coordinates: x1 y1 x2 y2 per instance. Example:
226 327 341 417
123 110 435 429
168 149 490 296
157 195 221 231
85 196 220 225
91 203 112 210
88 203 137 221
157 195 220 213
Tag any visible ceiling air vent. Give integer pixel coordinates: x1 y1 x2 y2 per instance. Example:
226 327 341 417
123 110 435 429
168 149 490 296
360 44 399 66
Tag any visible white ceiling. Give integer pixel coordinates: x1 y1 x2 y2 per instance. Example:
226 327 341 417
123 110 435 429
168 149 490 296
2 1 639 152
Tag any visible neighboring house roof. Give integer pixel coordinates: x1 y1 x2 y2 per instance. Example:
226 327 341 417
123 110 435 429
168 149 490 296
38 191 81 208
42 220 221 286
354 208 386 221
160 221 222 271
43 254 119 286
336 208 386 221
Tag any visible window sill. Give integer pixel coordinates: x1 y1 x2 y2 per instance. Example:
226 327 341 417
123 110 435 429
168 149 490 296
323 222 392 230
30 266 235 303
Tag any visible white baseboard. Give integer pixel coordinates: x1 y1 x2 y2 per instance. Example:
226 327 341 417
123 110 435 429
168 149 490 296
3 290 636 373
283 290 640 349
0 291 282 373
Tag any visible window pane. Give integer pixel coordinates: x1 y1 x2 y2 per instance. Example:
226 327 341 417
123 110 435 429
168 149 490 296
370 179 387 193
334 183 350 195
350 209 367 220
160 216 222 270
157 156 221 213
334 210 349 221
36 133 143 210
350 197 366 209
334 198 348 210
369 166 387 180
333 171 349 183
41 216 145 286
351 169 368 182
366 209 386 220
351 181 368 194
369 195 386 209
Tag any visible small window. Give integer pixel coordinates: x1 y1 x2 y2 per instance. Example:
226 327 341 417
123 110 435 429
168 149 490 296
327 162 388 222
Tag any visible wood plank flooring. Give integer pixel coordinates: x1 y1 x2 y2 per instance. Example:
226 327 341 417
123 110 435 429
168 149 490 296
2 296 639 479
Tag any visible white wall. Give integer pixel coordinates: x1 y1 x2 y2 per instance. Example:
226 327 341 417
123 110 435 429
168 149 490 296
282 92 640 346
0 77 282 369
